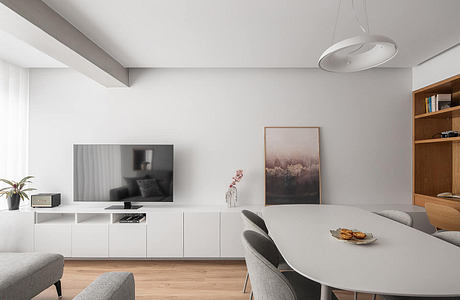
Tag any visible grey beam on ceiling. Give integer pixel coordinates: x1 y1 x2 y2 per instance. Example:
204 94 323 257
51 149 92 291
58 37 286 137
0 0 129 87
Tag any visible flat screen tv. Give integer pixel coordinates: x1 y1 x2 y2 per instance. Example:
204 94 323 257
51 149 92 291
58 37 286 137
74 144 173 209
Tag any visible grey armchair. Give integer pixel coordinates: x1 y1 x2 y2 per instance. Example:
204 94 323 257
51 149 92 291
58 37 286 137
73 272 135 300
242 230 338 300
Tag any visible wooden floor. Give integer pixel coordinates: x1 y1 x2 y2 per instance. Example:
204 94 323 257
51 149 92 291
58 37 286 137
34 260 381 300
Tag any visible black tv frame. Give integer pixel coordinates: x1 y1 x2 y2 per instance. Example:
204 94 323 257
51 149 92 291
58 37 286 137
73 144 174 210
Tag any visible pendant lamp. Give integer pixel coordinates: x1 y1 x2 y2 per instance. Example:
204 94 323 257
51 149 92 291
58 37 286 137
318 0 397 72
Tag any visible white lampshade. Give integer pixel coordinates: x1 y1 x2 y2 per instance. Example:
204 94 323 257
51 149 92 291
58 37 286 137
318 34 398 72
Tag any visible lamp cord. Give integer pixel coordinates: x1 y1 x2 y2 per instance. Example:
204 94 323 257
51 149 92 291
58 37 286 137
331 0 342 44
332 0 370 45
352 0 369 33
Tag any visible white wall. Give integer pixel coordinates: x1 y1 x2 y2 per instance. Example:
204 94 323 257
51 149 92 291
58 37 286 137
412 44 460 90
29 68 412 206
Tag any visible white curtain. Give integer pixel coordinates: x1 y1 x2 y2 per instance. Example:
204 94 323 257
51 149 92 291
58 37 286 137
0 60 29 209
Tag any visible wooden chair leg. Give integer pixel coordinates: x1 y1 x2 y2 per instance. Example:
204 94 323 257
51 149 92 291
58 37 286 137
54 280 62 297
243 272 249 293
249 290 253 300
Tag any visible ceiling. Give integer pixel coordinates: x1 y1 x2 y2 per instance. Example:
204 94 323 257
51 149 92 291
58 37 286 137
0 30 65 68
2 0 460 68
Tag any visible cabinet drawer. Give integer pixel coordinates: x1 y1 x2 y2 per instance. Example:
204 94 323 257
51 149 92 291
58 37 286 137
35 224 72 257
109 224 146 258
147 212 183 257
184 212 220 257
221 211 244 257
72 224 109 257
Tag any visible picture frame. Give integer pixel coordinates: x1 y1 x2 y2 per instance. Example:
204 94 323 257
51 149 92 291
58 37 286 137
264 127 321 205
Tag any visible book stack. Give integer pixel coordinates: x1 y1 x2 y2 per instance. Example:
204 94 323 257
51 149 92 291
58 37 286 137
425 94 452 113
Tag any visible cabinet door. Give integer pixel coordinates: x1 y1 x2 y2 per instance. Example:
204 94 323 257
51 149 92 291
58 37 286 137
184 212 220 257
147 212 183 257
72 224 109 257
220 211 244 258
0 211 34 252
109 224 146 258
35 224 72 257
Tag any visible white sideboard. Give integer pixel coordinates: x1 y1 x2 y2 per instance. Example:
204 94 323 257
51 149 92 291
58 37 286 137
0 204 262 259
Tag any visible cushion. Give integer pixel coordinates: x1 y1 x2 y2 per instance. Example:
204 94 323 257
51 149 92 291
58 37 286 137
73 272 135 300
0 252 64 300
136 179 164 198
148 171 172 196
124 176 147 196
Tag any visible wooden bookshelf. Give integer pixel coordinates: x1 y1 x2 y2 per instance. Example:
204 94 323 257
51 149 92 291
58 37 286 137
413 74 460 209
414 136 460 144
414 105 460 119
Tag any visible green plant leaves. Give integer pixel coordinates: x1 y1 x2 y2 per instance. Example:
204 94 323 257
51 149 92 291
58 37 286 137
18 176 34 185
0 179 15 186
0 176 35 200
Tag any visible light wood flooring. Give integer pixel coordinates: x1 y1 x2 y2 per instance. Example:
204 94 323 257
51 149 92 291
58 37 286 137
34 260 382 300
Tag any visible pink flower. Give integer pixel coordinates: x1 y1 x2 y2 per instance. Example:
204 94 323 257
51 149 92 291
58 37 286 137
228 170 244 187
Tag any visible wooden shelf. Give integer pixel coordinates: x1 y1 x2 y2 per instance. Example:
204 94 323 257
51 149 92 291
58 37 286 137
415 105 460 119
414 193 460 210
413 73 460 208
415 136 460 144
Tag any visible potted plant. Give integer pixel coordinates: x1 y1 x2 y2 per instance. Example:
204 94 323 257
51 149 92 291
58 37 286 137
0 176 36 210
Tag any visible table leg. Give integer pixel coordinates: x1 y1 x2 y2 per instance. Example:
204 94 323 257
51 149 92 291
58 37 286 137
320 284 331 300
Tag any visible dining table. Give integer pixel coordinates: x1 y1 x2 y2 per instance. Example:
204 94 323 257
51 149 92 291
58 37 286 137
263 204 460 300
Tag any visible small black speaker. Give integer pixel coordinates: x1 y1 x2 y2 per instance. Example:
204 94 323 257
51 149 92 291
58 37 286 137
31 193 61 208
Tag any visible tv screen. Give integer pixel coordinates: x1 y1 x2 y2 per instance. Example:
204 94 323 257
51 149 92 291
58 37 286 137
74 144 173 203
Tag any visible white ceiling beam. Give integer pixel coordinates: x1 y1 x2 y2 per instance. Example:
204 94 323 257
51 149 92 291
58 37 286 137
0 0 129 87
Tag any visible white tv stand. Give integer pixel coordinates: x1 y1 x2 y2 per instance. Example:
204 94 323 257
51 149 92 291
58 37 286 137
0 204 263 259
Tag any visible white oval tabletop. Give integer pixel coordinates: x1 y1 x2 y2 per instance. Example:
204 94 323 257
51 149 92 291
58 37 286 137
263 205 460 298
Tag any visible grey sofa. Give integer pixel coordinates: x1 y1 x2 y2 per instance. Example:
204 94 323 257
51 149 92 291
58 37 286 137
74 272 135 300
0 252 64 300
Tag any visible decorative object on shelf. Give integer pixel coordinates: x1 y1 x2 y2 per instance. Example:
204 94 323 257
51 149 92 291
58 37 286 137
441 131 459 138
436 192 460 200
226 170 243 208
318 0 397 72
0 176 36 210
265 127 321 205
31 193 61 208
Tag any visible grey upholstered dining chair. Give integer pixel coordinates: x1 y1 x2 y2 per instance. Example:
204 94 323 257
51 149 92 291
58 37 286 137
375 210 413 227
432 231 460 247
242 230 338 300
241 210 292 296
241 210 270 240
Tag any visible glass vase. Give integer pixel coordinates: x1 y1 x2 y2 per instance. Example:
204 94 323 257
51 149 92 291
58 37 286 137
226 186 238 208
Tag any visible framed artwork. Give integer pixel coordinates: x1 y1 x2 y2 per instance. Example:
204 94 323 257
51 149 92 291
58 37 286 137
264 127 321 205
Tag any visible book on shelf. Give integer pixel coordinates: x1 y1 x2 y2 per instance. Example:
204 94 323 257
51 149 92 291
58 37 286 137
425 94 452 113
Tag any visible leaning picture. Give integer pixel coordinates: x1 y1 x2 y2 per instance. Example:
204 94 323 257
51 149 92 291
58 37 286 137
264 127 321 205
